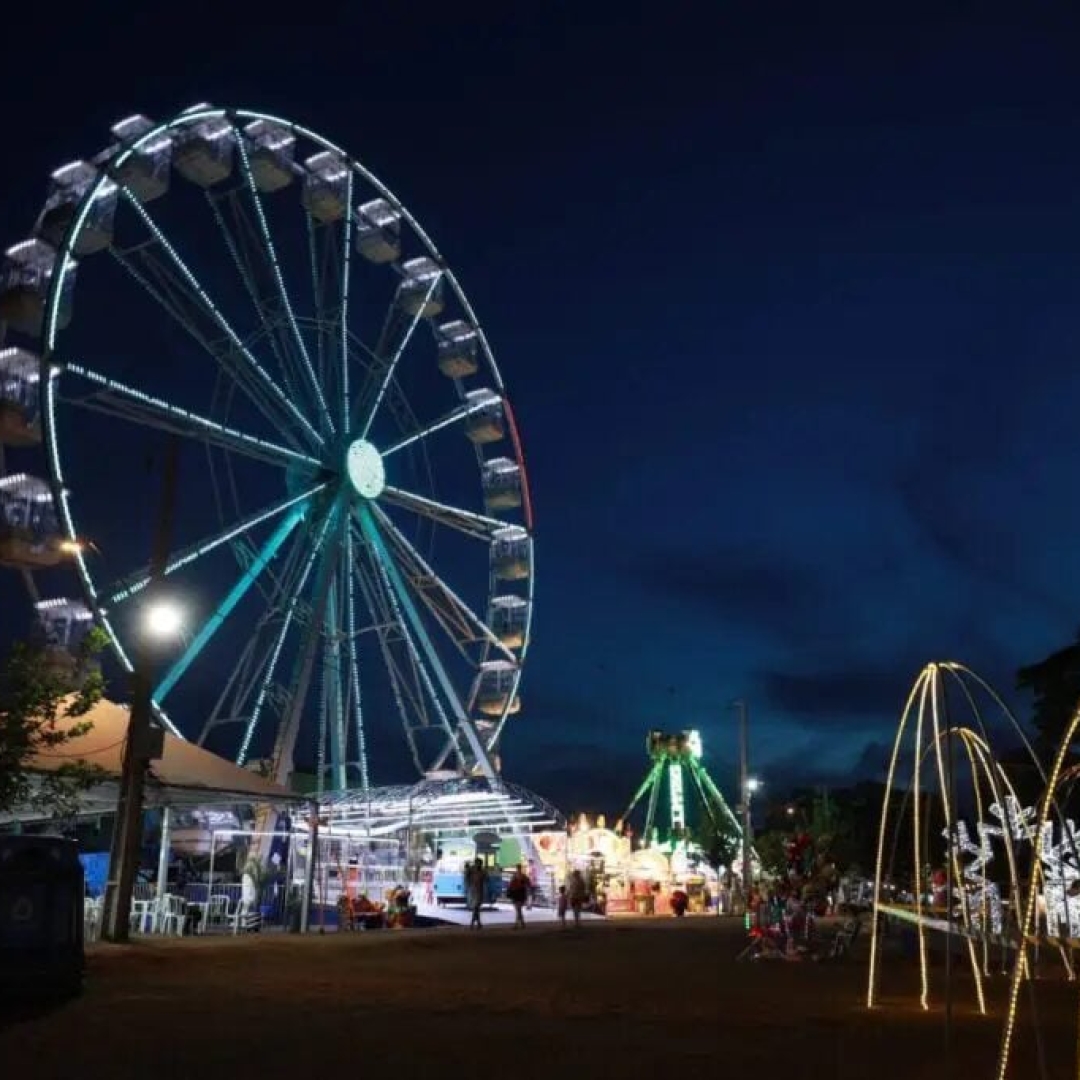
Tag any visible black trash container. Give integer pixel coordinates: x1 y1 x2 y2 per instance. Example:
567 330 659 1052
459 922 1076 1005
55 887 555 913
0 836 84 1000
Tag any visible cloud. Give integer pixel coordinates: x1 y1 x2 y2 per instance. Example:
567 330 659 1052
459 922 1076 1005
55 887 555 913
853 739 892 779
511 737 647 815
756 667 912 727
619 545 834 649
741 732 893 790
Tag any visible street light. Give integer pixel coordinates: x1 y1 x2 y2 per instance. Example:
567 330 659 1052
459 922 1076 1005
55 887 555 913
145 600 183 640
746 777 761 794
731 699 754 911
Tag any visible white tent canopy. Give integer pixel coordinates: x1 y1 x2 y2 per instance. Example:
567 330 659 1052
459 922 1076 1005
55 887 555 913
5 696 305 821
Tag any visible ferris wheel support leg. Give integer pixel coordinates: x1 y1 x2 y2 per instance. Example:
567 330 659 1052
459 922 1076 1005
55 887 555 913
152 506 304 705
270 510 341 787
343 528 369 792
324 576 348 792
356 503 495 780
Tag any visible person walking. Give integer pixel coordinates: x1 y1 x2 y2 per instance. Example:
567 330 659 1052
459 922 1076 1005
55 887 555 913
556 885 568 929
526 859 538 910
567 869 587 929
465 857 487 930
507 864 529 929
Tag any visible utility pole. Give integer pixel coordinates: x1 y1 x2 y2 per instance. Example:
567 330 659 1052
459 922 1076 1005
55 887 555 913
102 437 179 942
734 699 752 905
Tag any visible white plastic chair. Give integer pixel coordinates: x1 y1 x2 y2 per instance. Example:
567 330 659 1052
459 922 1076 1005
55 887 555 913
157 894 185 936
130 897 158 934
84 898 102 942
208 894 229 929
231 899 249 935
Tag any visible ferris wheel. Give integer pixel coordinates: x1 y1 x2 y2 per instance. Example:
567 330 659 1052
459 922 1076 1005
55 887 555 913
0 104 534 793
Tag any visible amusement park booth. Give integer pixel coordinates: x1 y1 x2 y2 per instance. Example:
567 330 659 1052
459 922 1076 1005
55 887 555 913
566 816 634 913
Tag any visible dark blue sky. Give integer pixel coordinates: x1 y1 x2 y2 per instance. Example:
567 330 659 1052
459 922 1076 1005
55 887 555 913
3 6 1080 811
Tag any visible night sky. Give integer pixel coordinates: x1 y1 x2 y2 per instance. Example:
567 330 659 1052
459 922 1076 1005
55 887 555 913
3 7 1080 813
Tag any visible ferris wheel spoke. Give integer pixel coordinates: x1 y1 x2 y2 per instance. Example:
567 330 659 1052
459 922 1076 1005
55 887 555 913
336 172 355 434
379 485 507 540
307 216 348 409
356 502 495 778
237 504 339 767
109 246 219 364
382 395 500 458
107 243 306 455
370 502 516 664
203 192 315 418
102 483 327 608
152 502 307 705
58 362 321 469
356 272 442 440
117 188 324 448
233 128 335 434
344 525 370 791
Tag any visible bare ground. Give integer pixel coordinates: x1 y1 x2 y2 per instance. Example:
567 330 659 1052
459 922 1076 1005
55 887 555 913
0 917 1075 1079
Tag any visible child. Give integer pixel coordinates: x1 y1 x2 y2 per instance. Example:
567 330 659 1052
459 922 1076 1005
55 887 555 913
557 885 568 928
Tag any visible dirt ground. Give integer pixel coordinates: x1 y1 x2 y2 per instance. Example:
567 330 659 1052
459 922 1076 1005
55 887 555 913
0 916 1075 1079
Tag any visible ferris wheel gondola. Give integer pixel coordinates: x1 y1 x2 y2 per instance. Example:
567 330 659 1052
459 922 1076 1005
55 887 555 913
0 104 534 794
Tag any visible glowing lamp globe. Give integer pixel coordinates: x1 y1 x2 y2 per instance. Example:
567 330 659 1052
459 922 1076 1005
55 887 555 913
146 601 183 639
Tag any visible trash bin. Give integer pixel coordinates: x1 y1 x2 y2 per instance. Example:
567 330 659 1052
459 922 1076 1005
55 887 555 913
0 836 84 1000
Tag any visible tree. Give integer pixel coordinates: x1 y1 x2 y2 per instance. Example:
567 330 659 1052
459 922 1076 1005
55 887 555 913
0 628 108 820
752 829 789 876
694 811 740 871
1017 633 1080 758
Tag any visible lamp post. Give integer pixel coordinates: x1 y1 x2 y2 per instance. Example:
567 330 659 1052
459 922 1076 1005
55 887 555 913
101 597 183 940
101 437 179 942
732 699 754 906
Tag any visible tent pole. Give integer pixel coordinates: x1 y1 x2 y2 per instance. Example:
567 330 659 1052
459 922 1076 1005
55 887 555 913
301 801 319 933
155 807 171 913
208 832 217 931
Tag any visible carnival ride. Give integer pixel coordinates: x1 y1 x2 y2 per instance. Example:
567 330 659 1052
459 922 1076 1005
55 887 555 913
0 104 535 799
864 660 1080 1080
618 729 742 850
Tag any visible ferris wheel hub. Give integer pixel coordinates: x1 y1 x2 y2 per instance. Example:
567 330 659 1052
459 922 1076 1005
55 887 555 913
345 438 385 499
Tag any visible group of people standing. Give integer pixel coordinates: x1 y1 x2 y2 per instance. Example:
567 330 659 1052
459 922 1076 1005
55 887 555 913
463 859 589 930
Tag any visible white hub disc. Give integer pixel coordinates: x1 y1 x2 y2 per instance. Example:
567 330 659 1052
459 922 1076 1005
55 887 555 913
346 439 385 499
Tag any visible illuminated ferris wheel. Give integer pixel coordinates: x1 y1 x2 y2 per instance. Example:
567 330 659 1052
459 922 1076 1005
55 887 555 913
0 104 534 792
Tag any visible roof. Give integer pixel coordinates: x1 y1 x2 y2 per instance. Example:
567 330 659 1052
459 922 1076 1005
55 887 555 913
14 696 304 817
318 775 565 838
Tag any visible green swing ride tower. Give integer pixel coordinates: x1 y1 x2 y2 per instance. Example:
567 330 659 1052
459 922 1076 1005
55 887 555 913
617 729 743 851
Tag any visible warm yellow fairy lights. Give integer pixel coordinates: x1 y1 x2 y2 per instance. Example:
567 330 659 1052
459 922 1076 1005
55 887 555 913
868 663 1035 1020
996 701 1080 1080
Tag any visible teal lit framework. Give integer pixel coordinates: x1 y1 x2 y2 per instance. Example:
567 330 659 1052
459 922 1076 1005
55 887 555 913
618 729 743 851
15 103 536 793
